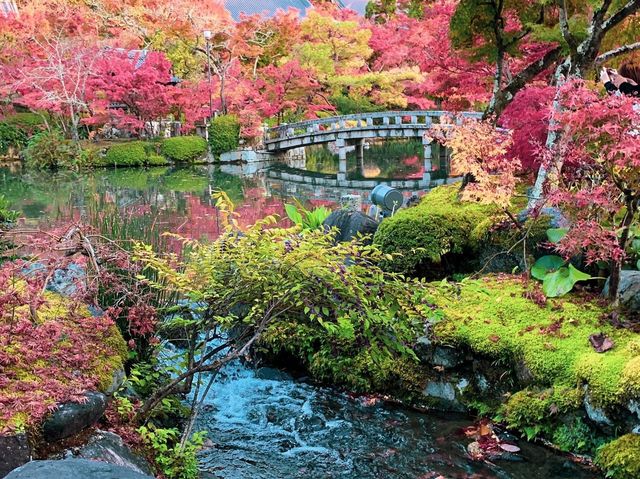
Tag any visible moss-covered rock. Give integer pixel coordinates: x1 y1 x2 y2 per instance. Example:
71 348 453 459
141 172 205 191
373 185 502 276
596 434 640 479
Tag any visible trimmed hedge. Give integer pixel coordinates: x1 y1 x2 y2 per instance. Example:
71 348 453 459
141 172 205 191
373 185 501 276
208 115 240 158
160 135 208 163
104 142 149 167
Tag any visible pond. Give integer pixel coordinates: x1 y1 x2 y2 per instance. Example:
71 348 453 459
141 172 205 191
0 143 601 479
0 140 440 244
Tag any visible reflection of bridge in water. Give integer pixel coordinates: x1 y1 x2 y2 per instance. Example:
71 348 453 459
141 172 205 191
263 110 482 188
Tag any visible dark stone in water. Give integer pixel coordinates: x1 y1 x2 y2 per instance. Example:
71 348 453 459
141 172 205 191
42 392 107 442
323 210 379 244
255 367 292 381
0 434 31 478
5 459 154 479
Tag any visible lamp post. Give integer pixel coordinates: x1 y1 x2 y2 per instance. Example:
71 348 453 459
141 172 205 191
203 30 214 128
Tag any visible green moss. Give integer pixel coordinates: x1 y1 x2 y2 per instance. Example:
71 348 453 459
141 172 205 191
596 434 640 479
160 136 208 163
499 387 582 439
373 185 502 276
429 276 637 408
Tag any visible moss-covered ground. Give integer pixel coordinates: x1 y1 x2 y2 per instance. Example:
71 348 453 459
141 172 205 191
425 275 640 477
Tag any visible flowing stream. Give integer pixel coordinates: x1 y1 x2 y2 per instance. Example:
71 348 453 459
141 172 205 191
190 361 599 479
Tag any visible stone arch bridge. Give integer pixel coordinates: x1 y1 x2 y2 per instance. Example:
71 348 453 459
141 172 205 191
263 110 483 186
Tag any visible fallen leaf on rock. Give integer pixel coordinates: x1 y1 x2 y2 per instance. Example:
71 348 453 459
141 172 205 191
499 443 521 453
589 333 614 353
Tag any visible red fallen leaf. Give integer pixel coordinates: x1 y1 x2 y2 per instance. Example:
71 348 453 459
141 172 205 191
589 333 615 353
499 443 521 453
489 335 501 343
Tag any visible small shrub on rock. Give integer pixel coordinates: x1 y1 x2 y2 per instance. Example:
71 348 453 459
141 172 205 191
160 136 208 163
208 115 240 158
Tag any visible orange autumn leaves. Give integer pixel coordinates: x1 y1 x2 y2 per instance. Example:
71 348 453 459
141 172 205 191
435 119 520 209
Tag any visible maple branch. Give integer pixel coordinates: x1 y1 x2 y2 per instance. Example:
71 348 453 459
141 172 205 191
595 42 640 65
601 0 640 34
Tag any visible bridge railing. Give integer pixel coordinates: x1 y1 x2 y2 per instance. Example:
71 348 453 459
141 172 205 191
264 110 483 144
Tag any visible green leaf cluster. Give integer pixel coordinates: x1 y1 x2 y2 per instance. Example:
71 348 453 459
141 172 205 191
138 425 205 479
285 201 331 231
23 130 81 170
530 229 591 298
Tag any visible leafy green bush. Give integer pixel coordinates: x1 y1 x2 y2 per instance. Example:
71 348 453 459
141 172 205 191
0 122 27 156
104 141 149 167
134 194 432 395
160 136 208 163
331 94 384 115
208 115 240 158
138 425 205 479
23 130 80 170
285 202 331 230
373 185 501 276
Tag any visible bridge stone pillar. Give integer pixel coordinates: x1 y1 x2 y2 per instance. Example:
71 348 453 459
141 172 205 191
356 139 365 163
422 137 433 184
336 138 347 182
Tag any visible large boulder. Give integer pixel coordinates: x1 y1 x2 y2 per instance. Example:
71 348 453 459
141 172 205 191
323 209 379 244
603 270 640 312
5 459 154 479
42 392 107 442
0 434 30 478
76 431 153 476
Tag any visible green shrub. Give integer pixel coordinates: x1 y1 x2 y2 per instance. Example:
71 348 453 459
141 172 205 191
23 130 80 170
160 136 208 163
138 425 205 479
3 112 48 134
208 115 240 158
0 195 19 223
147 154 170 166
104 141 149 167
331 94 384 115
0 122 27 156
373 185 501 276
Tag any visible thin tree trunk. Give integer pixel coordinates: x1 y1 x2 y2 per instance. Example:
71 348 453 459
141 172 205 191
609 197 637 300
